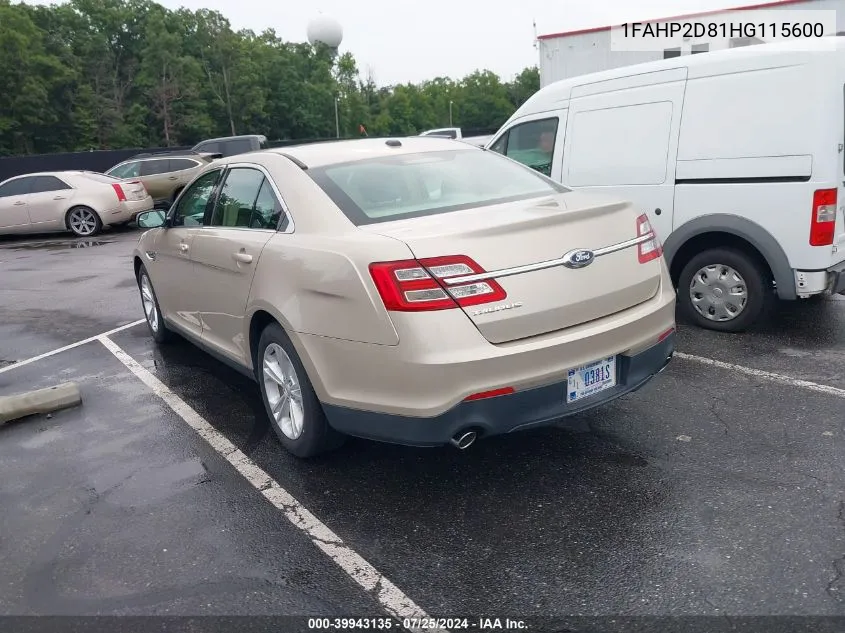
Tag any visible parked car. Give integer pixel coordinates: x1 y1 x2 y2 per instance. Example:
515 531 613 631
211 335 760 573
486 37 845 332
105 152 220 209
192 134 268 157
0 171 151 237
132 137 676 458
419 127 491 147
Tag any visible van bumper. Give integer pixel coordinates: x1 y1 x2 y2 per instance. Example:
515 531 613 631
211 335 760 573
830 261 845 295
321 334 675 447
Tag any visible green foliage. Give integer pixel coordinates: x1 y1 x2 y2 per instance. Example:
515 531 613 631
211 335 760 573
0 0 541 154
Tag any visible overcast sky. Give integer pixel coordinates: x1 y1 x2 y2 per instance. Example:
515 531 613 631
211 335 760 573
28 0 765 84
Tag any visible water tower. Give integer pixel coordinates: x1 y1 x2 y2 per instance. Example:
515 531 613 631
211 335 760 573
307 14 343 54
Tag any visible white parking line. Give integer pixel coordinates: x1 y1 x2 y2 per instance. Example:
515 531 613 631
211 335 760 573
675 352 845 399
97 335 439 631
0 319 145 375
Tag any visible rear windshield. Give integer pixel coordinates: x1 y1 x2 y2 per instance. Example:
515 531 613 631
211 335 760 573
307 149 567 225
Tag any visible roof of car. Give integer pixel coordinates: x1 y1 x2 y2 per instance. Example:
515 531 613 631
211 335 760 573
266 137 478 169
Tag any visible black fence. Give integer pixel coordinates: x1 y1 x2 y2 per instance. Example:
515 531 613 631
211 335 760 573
0 129 501 182
0 146 192 182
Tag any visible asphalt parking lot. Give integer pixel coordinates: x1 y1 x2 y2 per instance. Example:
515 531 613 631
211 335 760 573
1 229 844 630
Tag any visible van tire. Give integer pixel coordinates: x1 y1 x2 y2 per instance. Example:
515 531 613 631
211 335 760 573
256 323 346 458
677 247 773 333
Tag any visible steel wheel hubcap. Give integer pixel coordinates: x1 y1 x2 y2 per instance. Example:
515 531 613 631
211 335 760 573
69 209 97 235
140 275 158 332
262 343 304 440
690 264 748 322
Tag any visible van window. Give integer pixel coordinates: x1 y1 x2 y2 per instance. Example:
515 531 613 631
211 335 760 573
567 102 673 187
490 118 558 177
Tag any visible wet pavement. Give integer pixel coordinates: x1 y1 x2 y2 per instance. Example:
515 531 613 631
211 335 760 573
1 230 844 626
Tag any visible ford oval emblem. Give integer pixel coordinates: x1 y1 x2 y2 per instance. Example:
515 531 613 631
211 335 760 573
562 249 595 269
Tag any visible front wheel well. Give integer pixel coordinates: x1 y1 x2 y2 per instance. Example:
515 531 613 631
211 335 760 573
668 232 773 286
133 256 143 280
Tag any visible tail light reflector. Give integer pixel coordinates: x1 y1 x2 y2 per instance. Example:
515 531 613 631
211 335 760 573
464 387 515 401
369 255 507 312
637 214 663 263
809 188 837 246
112 183 127 202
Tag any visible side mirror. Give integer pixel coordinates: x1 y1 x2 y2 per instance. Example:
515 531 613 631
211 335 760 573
137 210 168 229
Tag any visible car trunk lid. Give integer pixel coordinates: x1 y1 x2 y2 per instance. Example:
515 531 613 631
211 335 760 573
361 192 663 344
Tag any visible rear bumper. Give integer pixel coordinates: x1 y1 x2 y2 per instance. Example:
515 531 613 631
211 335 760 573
322 333 675 447
104 198 154 224
830 260 845 295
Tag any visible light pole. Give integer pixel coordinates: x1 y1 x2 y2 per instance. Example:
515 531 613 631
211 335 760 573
449 100 453 127
335 97 340 138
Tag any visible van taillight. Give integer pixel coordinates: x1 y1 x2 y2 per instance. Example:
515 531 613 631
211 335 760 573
111 183 127 202
809 188 837 246
637 214 663 263
369 255 507 312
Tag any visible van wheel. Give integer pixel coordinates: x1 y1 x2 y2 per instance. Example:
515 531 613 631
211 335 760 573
677 247 773 333
256 323 346 458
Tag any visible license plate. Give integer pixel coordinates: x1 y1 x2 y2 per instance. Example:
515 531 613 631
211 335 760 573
567 356 617 403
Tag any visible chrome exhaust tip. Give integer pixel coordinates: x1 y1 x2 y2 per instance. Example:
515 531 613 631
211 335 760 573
450 430 477 450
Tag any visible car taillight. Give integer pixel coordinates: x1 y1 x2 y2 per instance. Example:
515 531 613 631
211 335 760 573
637 213 663 264
369 255 507 312
112 183 127 202
810 188 837 246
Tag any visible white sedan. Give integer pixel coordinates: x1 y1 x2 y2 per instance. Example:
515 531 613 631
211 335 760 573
0 171 153 237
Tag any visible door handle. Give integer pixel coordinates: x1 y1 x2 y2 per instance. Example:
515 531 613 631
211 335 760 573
179 243 189 252
233 252 253 264
13 201 25 206
168 176 178 180
53 196 66 200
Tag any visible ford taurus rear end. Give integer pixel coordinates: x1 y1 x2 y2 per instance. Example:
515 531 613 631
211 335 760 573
298 146 676 448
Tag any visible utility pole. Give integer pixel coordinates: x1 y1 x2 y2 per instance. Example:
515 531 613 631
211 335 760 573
449 100 453 127
335 97 340 138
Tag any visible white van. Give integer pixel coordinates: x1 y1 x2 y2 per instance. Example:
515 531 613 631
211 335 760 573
486 37 845 332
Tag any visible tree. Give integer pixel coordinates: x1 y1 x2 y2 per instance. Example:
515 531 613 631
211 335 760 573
0 0 543 154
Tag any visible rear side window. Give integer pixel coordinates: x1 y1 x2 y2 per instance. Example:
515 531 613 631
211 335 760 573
108 162 140 178
169 159 199 172
0 177 32 197
308 149 566 226
220 139 254 156
30 175 72 193
140 159 170 176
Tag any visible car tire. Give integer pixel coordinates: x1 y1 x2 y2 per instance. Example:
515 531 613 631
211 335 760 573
256 323 345 458
677 247 773 333
66 206 103 237
136 265 173 344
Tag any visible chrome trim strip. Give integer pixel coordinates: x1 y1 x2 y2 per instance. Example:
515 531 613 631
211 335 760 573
442 233 654 286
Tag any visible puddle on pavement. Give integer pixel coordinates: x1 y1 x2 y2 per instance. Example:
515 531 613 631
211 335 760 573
1 240 113 251
0 360 16 368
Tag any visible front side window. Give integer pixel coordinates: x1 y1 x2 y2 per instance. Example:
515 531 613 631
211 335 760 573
107 162 140 178
491 118 559 177
171 170 222 227
308 148 566 226
0 177 33 198
209 168 266 228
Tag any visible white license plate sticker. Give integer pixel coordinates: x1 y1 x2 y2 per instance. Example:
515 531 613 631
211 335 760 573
567 356 617 403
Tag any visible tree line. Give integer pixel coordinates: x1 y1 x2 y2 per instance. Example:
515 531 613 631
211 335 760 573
0 0 540 156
